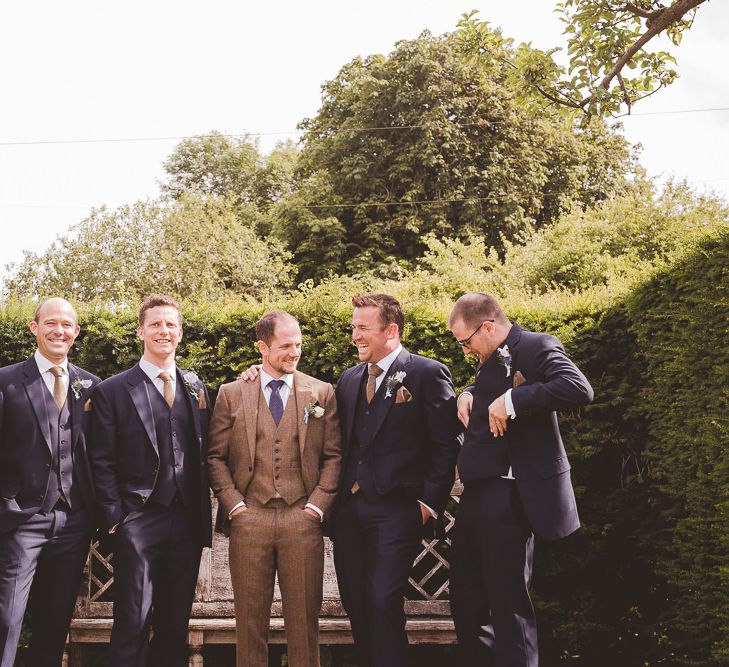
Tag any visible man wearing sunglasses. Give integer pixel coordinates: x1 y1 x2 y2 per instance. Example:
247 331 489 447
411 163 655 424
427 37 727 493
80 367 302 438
448 291 594 667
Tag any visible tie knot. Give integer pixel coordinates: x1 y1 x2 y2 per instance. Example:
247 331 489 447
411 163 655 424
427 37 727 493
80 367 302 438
158 371 172 383
49 366 64 378
268 379 285 392
368 364 383 378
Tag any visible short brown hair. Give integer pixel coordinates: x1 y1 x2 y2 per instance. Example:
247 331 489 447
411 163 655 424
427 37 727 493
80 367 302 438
352 294 405 337
255 310 299 346
34 297 78 324
138 294 182 326
449 292 508 329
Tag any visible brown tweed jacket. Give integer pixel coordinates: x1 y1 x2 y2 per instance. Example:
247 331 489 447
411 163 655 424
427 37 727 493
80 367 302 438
207 370 342 534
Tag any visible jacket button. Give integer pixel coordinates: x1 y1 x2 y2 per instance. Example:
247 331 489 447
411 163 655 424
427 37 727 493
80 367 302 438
38 495 44 501
45 463 51 470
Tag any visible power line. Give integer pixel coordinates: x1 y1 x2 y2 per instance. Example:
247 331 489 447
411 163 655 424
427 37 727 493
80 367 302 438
0 107 726 147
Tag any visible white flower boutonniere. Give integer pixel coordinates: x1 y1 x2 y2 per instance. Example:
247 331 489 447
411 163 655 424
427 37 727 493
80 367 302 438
384 371 407 399
71 377 93 400
303 400 325 424
182 371 207 409
496 345 512 378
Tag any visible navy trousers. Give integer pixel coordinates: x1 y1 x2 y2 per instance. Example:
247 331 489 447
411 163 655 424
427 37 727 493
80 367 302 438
0 506 92 667
332 492 422 667
109 501 202 667
450 479 538 667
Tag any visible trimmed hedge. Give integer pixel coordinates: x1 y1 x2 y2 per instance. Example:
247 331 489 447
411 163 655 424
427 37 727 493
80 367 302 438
1 229 727 665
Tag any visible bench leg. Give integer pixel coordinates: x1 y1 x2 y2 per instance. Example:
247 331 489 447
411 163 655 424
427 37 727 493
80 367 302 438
188 629 204 667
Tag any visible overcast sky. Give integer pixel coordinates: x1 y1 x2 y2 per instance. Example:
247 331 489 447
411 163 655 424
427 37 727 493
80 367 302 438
0 0 727 280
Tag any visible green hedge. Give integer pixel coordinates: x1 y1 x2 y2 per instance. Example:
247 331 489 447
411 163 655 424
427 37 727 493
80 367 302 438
1 230 727 665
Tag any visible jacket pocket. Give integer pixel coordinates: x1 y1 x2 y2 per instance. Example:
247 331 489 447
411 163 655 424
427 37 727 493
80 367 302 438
539 456 571 479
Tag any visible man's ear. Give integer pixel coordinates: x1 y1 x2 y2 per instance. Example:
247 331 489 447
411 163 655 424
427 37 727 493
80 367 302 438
257 340 268 357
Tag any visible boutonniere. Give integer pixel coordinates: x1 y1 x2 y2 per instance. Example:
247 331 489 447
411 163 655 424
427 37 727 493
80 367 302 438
303 400 325 424
384 371 407 399
182 371 207 409
71 376 93 400
496 345 512 377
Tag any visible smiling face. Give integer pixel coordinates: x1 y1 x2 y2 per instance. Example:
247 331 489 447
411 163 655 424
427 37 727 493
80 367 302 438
351 306 399 364
449 317 496 363
258 318 302 377
29 298 80 364
137 305 183 367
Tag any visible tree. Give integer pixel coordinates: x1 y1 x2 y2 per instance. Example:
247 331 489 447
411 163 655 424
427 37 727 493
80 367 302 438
3 194 295 303
457 1 710 120
282 30 637 280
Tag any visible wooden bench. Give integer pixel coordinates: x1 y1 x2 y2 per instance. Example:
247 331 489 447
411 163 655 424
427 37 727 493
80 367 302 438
66 484 462 665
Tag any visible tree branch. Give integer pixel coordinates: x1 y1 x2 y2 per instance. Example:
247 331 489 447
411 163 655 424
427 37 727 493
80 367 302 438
582 0 707 110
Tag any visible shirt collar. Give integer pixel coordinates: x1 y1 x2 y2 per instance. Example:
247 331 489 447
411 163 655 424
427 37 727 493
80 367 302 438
139 356 177 383
370 344 403 376
34 349 69 375
260 368 294 391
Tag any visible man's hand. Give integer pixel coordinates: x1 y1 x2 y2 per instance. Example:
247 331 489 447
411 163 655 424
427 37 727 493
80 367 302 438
488 393 509 437
230 506 247 518
419 503 431 526
457 392 473 428
239 364 262 383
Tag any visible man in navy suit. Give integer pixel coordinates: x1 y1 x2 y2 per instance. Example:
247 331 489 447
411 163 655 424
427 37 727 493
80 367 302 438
448 292 594 666
331 294 461 667
0 297 99 667
88 294 212 667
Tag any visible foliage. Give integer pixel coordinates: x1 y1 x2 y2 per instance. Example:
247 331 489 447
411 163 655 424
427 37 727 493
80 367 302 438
3 193 295 303
285 29 637 280
0 231 728 664
456 1 709 120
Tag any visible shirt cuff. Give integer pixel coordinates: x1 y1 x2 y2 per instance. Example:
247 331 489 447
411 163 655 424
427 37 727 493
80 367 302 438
505 389 516 419
228 500 246 519
305 503 324 522
418 500 437 520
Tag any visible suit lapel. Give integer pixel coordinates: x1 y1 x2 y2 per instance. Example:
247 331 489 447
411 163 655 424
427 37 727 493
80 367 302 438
293 372 312 458
370 349 410 441
344 364 367 442
239 379 259 465
127 364 159 455
68 364 84 448
23 358 52 452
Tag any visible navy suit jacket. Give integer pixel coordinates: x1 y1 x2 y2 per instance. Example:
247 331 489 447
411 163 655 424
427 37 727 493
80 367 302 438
0 357 100 534
87 363 213 546
334 348 461 518
464 324 594 540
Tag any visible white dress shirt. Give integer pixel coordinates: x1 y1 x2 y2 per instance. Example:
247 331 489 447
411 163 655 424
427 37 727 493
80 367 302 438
139 356 177 399
34 349 69 397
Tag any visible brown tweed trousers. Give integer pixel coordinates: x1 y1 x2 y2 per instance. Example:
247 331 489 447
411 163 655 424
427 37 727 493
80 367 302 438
208 371 342 667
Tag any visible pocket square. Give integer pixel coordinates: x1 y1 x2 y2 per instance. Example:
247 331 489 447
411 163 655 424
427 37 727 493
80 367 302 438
513 371 527 388
84 399 92 412
395 386 413 404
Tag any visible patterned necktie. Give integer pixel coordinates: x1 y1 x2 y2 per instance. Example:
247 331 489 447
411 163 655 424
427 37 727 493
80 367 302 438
49 366 66 410
158 371 175 408
268 379 285 425
366 364 384 403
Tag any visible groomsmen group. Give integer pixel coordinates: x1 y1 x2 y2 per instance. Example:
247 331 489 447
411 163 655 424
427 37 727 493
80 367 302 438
0 290 593 667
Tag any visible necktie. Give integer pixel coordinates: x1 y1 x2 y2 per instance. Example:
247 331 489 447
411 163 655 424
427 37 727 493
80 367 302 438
366 364 383 403
49 366 66 410
158 371 175 408
268 379 285 425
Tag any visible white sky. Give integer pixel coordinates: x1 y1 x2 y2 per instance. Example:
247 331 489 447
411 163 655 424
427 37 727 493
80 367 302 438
0 1 727 280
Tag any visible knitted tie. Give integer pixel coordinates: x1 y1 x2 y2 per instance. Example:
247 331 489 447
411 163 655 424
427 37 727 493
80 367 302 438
366 364 383 403
158 371 175 408
49 366 66 410
268 379 285 425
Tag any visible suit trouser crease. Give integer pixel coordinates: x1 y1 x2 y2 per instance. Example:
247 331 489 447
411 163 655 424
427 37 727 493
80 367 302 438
450 479 538 667
0 507 92 667
333 493 422 667
110 503 202 667
229 502 324 667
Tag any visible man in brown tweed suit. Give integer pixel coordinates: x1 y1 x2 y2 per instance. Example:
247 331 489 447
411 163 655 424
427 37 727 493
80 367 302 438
207 310 342 667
